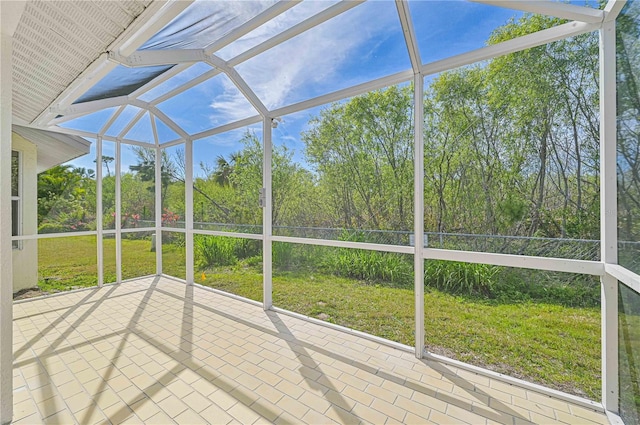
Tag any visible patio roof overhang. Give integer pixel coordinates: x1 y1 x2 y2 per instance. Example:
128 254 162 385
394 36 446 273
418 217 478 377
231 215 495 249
12 125 91 173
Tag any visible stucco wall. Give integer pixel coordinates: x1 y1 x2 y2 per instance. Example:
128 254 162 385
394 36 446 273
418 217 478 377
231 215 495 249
12 133 37 292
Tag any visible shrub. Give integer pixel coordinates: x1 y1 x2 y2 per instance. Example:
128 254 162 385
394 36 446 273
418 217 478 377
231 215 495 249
38 222 69 234
322 249 412 286
273 242 326 270
425 260 498 296
195 235 237 267
233 238 261 259
493 268 600 307
273 242 296 269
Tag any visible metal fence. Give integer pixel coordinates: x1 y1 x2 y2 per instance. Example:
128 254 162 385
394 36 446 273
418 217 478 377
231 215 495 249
124 220 640 264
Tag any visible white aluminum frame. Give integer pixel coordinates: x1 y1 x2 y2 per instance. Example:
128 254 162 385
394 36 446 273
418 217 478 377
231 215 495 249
263 117 273 310
600 16 619 413
96 136 104 287
6 0 636 421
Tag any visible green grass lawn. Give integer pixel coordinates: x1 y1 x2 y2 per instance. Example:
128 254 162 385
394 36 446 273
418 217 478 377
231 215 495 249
35 235 601 400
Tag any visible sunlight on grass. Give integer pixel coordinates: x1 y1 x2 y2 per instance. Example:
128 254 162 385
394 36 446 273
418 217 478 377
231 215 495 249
38 236 98 292
35 236 600 400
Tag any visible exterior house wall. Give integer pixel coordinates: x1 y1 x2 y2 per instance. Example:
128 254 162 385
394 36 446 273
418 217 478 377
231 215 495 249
12 133 37 292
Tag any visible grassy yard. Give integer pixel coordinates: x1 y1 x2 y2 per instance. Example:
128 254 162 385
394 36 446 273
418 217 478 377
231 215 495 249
34 235 601 400
38 235 185 291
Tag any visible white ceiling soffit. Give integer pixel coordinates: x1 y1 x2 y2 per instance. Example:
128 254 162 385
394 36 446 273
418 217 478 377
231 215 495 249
11 0 153 124
12 125 91 173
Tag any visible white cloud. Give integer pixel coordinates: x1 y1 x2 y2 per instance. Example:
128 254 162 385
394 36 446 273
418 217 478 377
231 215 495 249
211 2 399 114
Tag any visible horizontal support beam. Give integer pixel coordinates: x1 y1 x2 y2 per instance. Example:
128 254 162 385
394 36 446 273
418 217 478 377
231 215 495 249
473 0 604 23
271 235 415 254
192 230 264 240
424 248 603 275
12 231 97 240
118 137 156 148
102 228 157 235
109 49 206 67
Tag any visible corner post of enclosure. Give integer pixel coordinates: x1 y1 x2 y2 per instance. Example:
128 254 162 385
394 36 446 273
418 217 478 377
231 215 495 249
115 139 122 283
96 136 103 287
263 117 273 310
185 139 194 284
0 4 21 419
413 73 425 358
600 18 619 413
155 146 162 275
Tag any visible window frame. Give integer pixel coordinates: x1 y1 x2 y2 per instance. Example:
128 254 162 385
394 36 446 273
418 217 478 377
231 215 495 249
11 150 21 250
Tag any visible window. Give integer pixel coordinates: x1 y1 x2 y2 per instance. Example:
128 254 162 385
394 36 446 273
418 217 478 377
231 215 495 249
12 150 20 249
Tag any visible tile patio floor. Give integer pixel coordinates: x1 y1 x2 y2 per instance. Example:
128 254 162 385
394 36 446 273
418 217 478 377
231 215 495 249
11 276 609 424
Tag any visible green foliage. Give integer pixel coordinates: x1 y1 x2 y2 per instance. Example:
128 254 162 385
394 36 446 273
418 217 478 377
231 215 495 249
37 223 70 234
37 165 96 230
304 85 414 231
322 249 412 286
194 236 262 269
425 261 498 296
33 236 602 399
272 242 322 270
195 235 238 267
492 269 600 308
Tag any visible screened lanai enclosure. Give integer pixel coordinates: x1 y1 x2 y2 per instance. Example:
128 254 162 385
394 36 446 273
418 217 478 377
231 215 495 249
1 0 639 423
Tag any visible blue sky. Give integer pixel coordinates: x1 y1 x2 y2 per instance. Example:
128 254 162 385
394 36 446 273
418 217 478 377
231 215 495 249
59 0 564 177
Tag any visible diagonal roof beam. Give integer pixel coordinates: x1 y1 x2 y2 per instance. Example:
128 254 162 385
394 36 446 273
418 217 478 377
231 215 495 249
472 1 604 23
48 0 362 130
130 99 190 141
150 113 160 147
207 55 268 117
228 0 365 68
100 105 126 135
129 63 191 99
204 0 302 55
421 20 600 76
117 107 146 139
395 0 422 73
604 0 626 22
34 0 192 127
150 68 222 106
49 96 129 125
117 1 193 57
109 1 302 69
